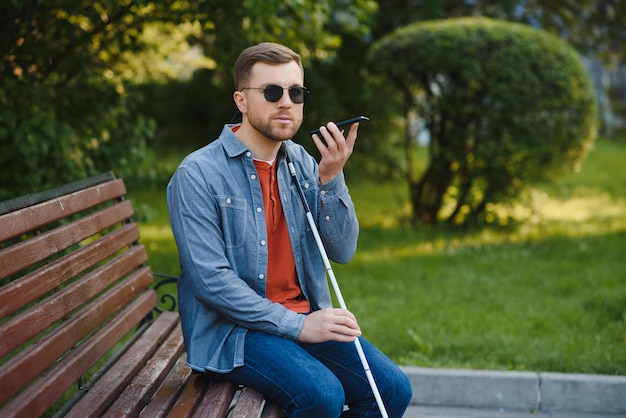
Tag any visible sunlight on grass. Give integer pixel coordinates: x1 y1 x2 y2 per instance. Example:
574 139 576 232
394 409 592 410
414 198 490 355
140 225 175 249
532 189 626 222
357 189 626 263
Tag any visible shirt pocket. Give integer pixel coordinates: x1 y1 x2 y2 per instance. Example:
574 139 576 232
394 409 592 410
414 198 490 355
216 195 248 249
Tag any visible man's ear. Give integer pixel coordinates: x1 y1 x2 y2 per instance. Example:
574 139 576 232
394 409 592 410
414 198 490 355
233 90 247 114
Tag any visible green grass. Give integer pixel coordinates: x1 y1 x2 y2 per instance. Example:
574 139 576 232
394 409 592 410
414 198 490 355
127 138 626 375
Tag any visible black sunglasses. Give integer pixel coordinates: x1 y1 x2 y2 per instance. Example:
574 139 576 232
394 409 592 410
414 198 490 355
241 84 309 104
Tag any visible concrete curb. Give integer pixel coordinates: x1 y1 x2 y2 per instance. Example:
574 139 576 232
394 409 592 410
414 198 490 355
401 366 626 415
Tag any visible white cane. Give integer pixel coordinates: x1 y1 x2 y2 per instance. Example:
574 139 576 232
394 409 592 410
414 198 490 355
286 146 389 418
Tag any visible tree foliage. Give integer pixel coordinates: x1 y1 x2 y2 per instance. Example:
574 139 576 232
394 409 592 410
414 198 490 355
368 17 597 225
0 0 376 199
1 0 618 207
1 0 156 199
336 0 623 189
374 0 626 63
509 0 626 63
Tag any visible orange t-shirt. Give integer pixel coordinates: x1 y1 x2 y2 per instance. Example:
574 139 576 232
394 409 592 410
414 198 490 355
254 159 310 313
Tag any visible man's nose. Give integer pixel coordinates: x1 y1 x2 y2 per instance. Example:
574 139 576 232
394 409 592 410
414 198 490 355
277 89 293 106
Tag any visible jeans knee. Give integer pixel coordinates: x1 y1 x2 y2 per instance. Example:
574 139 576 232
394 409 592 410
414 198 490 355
398 373 413 407
288 377 345 418
384 370 413 417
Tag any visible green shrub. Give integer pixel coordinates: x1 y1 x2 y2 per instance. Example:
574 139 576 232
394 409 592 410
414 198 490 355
368 17 598 225
0 76 155 200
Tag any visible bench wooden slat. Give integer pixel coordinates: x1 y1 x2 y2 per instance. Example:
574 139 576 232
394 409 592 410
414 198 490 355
164 373 212 418
194 379 241 418
0 245 148 357
65 311 181 418
0 289 157 418
261 402 282 418
231 387 268 418
0 199 134 279
106 322 186 417
0 223 140 318
168 376 237 418
0 171 116 216
0 268 153 406
0 178 126 242
139 354 193 418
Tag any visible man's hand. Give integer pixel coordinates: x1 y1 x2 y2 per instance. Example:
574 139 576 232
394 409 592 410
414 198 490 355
298 308 361 343
312 122 358 185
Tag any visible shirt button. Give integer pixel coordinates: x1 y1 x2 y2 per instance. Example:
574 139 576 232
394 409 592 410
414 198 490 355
250 174 257 180
246 152 252 157
260 240 266 246
320 190 326 195
256 207 262 213
325 215 330 220
226 198 231 204
304 183 310 189
258 274 265 280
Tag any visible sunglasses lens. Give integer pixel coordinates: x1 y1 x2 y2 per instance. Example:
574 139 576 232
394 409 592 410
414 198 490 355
260 85 308 103
288 87 307 104
263 85 283 102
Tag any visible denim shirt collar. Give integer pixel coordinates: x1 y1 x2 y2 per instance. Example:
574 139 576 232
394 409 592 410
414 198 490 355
222 124 248 158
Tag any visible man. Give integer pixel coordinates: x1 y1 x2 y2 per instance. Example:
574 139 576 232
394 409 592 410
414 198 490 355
167 42 411 417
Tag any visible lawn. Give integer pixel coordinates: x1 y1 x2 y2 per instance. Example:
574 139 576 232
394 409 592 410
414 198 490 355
127 137 626 375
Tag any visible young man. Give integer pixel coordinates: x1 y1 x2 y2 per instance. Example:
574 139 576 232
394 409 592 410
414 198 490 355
167 42 411 417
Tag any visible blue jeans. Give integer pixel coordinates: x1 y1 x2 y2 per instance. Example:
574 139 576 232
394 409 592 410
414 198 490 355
221 330 412 418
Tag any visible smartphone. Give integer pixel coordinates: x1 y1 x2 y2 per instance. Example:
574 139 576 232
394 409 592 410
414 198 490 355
309 115 370 136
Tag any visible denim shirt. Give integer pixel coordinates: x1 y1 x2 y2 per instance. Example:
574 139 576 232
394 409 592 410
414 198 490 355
166 125 359 373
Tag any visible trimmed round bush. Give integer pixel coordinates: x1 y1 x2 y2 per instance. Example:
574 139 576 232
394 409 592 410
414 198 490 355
368 17 597 225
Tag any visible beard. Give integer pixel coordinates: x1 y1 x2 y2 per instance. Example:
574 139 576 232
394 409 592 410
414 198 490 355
248 111 302 142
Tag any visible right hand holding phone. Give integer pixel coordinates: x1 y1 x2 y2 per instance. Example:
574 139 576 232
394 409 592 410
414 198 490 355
312 120 359 184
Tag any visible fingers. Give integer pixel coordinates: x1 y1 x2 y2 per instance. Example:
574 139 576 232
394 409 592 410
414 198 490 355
311 121 357 155
313 122 358 184
324 308 360 337
319 308 361 341
298 308 362 344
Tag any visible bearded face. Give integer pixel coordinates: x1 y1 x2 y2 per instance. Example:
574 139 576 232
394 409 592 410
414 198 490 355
246 107 303 142
235 61 305 144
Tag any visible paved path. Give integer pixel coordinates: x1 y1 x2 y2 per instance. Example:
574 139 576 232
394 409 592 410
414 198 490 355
399 366 626 417
403 405 620 417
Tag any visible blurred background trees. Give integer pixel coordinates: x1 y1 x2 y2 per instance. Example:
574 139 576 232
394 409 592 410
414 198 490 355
1 0 624 225
0 0 376 198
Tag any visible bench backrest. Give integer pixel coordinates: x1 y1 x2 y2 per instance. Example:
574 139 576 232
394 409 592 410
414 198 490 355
0 172 156 417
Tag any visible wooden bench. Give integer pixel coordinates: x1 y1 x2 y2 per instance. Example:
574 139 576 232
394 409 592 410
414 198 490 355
0 172 281 418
